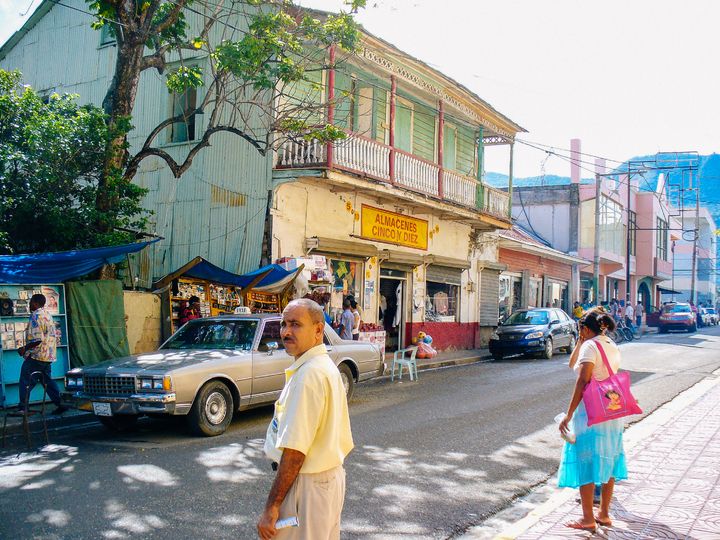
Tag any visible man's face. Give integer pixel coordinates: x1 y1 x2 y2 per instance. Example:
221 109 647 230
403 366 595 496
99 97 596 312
29 299 40 312
280 304 324 357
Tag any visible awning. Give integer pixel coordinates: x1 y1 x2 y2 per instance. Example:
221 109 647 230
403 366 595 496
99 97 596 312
152 257 296 291
657 286 682 295
0 240 159 284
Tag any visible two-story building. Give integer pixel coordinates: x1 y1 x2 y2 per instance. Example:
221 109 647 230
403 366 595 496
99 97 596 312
270 32 524 351
0 2 525 351
661 207 717 306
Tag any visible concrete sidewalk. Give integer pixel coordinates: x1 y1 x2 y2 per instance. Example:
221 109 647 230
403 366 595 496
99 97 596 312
384 347 491 378
463 370 720 539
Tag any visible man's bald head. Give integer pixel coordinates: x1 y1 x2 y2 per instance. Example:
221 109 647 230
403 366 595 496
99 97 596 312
284 298 325 325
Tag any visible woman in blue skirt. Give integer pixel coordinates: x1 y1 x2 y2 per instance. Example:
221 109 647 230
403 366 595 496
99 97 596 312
558 308 627 532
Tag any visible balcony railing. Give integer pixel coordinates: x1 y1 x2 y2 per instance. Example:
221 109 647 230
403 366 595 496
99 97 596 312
275 133 510 220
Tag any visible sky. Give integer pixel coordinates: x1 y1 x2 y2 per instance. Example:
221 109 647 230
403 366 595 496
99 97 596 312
1 0 719 178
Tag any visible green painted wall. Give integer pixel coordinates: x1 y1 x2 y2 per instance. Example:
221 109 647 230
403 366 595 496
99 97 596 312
456 125 477 176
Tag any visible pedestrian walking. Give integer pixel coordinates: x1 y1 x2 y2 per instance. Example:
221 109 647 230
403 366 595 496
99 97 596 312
635 301 644 336
624 301 635 332
558 308 627 532
17 294 67 414
258 299 354 540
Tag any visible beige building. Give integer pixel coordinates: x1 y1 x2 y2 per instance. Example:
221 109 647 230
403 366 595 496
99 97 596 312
270 32 524 352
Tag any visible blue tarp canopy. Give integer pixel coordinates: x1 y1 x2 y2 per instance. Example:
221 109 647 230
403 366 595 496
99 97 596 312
153 257 297 291
0 240 159 284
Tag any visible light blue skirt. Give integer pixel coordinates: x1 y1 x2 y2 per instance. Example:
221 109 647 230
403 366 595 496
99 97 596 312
557 401 628 488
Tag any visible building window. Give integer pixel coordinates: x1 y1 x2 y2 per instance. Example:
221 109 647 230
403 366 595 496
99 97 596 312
99 25 115 46
425 281 459 321
628 210 637 256
599 196 625 256
656 217 668 261
169 87 197 143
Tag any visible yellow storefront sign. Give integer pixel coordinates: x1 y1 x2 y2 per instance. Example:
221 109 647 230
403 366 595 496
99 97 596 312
360 205 428 250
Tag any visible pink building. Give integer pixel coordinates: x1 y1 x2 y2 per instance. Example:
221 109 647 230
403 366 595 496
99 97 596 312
513 140 678 312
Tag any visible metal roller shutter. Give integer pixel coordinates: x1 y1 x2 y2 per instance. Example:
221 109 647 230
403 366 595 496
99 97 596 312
426 265 462 286
479 269 500 325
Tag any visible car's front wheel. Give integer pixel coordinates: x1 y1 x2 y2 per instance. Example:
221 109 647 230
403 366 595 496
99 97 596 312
189 381 234 437
688 323 697 333
541 337 554 359
99 414 139 432
338 363 355 401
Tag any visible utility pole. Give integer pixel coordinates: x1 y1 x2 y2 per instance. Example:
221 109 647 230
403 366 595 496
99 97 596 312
625 171 633 305
689 172 700 304
593 173 601 304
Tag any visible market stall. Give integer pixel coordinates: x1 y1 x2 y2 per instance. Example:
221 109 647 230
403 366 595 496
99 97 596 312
0 240 157 408
153 258 302 335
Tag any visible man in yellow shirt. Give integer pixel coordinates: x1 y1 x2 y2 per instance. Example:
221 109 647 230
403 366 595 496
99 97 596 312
258 299 354 540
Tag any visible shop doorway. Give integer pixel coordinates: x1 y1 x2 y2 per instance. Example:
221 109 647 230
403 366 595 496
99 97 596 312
638 281 652 312
379 273 406 354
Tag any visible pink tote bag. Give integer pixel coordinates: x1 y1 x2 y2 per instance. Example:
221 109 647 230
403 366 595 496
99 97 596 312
582 341 642 426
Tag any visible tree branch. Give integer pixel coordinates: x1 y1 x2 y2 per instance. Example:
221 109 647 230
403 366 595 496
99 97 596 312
151 0 188 35
124 125 266 181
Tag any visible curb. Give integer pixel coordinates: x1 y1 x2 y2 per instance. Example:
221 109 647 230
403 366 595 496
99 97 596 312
479 367 720 540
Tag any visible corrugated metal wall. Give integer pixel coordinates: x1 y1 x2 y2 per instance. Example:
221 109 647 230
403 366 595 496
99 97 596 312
0 0 272 286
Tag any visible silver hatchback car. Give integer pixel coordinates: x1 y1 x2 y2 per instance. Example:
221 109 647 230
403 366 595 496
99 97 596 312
63 314 385 436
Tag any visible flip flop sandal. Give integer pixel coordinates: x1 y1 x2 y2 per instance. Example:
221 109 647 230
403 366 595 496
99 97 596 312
595 517 612 527
565 520 598 532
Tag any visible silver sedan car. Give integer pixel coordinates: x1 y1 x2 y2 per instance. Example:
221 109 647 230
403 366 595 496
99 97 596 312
63 314 385 436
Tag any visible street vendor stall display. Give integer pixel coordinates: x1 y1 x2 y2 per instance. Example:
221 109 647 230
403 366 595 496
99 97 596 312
0 284 69 408
154 258 303 335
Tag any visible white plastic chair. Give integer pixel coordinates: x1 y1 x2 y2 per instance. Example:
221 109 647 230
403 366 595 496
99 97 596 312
391 346 419 382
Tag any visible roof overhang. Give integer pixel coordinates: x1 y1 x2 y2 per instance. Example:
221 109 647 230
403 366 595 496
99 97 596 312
499 237 590 266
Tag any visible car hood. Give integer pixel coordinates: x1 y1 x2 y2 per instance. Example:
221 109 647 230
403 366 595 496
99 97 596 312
497 324 546 334
76 349 249 375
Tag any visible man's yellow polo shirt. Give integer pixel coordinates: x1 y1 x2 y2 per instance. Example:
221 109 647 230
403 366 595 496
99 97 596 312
274 344 354 474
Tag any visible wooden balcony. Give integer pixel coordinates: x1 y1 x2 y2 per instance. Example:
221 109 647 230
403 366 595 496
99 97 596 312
275 133 510 221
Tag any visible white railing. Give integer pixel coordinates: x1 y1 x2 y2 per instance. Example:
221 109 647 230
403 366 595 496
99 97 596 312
275 133 510 219
394 151 439 196
334 134 391 181
483 185 510 218
443 170 478 207
276 139 326 167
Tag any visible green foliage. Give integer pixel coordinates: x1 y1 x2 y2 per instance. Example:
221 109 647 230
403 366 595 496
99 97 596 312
215 6 362 90
0 70 149 255
166 65 204 94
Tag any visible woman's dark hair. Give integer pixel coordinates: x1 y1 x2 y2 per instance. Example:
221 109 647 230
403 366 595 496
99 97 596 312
580 307 616 335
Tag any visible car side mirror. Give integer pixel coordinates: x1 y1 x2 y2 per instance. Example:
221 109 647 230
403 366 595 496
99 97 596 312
549 319 560 326
266 342 279 355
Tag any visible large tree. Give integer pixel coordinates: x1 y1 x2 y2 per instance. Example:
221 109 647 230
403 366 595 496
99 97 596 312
89 0 364 232
0 69 148 254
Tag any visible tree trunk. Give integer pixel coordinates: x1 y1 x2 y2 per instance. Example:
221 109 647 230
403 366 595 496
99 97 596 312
96 37 146 233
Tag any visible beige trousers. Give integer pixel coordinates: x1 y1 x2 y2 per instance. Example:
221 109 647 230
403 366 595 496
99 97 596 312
275 465 346 540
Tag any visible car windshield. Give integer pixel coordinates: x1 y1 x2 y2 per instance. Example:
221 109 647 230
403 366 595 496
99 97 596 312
707 309 716 314
503 310 549 326
663 304 691 314
162 319 259 350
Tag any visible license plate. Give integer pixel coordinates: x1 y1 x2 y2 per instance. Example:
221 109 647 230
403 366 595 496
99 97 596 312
92 402 112 416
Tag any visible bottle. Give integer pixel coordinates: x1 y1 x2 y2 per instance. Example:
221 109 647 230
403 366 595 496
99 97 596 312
554 412 576 444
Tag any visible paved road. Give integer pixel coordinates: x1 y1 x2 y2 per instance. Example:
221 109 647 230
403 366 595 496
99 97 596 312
1 326 719 539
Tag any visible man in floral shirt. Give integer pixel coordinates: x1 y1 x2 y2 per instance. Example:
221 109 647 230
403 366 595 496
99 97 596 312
17 294 67 414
